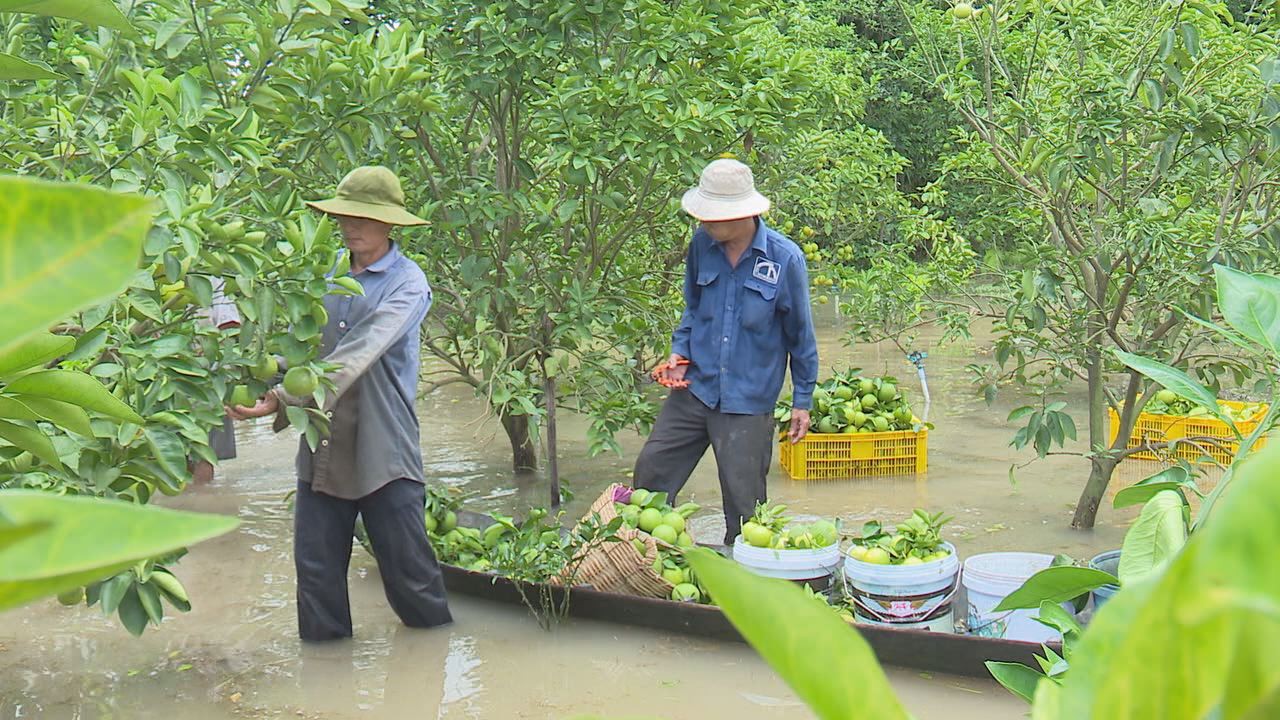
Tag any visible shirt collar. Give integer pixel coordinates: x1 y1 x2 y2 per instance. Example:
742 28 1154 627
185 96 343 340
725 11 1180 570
751 218 770 257
361 243 401 274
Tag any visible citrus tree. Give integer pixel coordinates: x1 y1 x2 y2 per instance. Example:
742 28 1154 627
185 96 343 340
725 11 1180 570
900 0 1280 527
1 0 373 630
251 0 913 476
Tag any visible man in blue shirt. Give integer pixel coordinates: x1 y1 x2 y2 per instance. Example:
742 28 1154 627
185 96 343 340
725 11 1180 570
635 159 819 544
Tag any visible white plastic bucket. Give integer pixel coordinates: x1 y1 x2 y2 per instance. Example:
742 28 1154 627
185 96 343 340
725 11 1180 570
963 552 1064 643
843 542 960 633
732 538 841 580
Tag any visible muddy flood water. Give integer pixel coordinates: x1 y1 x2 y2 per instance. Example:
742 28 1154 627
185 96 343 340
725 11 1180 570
2 315 1175 719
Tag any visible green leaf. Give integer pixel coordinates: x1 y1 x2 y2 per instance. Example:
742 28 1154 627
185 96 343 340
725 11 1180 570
0 333 74 378
136 581 164 625
0 178 154 357
0 418 63 468
117 585 149 636
0 519 48 551
4 370 144 424
986 660 1044 703
0 491 238 610
10 395 93 436
993 566 1119 611
1113 466 1195 509
1118 490 1187 584
685 548 910 719
1113 350 1220 416
0 51 62 81
0 0 132 32
1033 599 1083 641
1049 442 1280 718
1215 265 1280 356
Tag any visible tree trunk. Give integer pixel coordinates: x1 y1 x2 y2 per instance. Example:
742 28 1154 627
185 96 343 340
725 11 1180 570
544 372 560 509
501 412 538 472
1072 454 1117 529
1073 326 1112 529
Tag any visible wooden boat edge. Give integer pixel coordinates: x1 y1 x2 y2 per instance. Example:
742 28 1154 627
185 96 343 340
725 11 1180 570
439 563 1047 679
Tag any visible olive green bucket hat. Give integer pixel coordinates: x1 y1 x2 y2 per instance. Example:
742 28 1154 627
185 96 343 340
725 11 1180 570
305 166 428 226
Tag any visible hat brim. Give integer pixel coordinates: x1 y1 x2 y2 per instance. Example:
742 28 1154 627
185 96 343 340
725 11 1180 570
305 198 428 227
680 187 771 222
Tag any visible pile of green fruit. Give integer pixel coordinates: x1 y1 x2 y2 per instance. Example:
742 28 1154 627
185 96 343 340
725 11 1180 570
1143 389 1265 423
846 509 952 566
613 487 698 550
611 487 711 603
776 369 917 436
739 501 839 550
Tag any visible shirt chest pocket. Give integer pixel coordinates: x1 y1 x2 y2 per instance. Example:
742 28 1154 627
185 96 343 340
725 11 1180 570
695 270 720 319
741 278 778 331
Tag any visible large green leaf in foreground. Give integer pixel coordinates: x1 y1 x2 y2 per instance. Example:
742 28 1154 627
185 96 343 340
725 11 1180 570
1040 445 1280 719
0 491 239 610
0 177 153 356
686 547 909 720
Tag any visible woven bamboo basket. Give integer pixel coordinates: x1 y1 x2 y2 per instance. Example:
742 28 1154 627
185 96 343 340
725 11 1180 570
572 483 686 598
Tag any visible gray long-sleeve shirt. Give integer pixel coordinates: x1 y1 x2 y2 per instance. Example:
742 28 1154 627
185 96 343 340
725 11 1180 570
272 243 431 499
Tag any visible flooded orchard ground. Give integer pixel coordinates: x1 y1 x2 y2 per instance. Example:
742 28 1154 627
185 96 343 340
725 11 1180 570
2 318 1167 719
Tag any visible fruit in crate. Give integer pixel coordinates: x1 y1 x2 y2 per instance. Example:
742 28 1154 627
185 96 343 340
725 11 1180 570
845 509 952 565
775 369 919 436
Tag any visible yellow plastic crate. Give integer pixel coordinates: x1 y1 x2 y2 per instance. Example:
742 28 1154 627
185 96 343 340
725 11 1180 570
779 425 927 480
1107 398 1269 466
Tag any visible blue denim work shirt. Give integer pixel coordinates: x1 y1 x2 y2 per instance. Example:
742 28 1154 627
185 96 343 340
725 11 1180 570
671 220 819 414
274 243 432 499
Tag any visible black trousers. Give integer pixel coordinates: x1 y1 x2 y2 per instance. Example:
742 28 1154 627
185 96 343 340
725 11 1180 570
293 478 452 641
633 389 775 545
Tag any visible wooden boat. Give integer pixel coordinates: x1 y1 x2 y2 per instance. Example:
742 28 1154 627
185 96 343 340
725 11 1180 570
435 515 1048 679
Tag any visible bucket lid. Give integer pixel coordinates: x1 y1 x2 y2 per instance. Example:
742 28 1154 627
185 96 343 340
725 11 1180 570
962 552 1054 592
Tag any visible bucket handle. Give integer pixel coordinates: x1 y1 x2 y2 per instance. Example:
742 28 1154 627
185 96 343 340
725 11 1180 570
845 576 960 624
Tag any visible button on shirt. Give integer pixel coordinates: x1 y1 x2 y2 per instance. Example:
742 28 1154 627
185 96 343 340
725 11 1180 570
671 220 819 414
273 244 431 499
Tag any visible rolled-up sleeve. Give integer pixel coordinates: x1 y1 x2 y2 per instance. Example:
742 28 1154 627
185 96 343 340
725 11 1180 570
781 255 818 410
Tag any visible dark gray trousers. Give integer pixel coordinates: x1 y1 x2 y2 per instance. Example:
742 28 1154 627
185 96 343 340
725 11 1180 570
633 389 775 544
294 478 452 641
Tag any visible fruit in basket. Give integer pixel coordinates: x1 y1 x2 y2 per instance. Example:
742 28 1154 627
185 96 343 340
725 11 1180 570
860 394 878 410
638 508 663 532
1155 389 1179 404
676 531 694 549
619 505 641 527
629 488 651 507
441 511 458 533
872 416 890 432
662 512 686 534
662 567 687 586
652 524 679 545
671 583 702 602
847 543 869 561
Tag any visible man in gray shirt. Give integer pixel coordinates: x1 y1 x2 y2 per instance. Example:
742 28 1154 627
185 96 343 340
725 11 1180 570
229 166 452 641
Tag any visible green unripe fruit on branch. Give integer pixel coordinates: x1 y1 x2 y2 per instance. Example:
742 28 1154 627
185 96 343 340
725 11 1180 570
283 367 319 396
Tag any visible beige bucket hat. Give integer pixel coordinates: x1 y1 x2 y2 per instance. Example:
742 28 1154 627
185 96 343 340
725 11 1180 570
681 158 771 222
305 166 428 226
